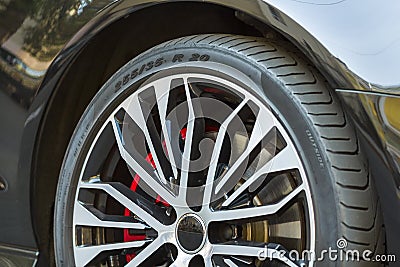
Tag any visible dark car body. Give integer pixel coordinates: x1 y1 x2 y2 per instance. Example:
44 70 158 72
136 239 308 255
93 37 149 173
0 0 399 266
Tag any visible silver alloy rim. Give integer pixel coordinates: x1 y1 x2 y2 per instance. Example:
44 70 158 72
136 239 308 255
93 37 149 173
72 70 315 267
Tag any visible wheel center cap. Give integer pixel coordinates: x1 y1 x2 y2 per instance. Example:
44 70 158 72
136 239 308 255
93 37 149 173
176 213 206 253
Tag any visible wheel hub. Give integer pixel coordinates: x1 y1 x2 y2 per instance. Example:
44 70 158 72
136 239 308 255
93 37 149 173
176 213 206 253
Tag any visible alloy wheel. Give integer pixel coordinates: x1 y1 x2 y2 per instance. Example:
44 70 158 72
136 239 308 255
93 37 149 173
72 72 315 267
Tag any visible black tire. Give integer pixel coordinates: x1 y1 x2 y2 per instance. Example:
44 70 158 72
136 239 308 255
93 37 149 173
55 34 385 266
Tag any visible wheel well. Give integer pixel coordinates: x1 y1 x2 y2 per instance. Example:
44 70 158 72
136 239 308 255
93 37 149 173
32 2 265 265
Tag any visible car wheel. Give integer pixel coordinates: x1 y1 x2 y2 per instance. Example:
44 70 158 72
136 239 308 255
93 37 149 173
54 34 384 266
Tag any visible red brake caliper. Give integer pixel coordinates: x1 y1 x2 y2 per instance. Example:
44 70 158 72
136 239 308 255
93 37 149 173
123 126 217 262
123 130 181 262
124 152 172 262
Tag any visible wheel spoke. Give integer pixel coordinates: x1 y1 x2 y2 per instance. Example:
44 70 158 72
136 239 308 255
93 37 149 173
203 99 248 206
206 255 252 267
212 243 299 267
203 255 214 267
110 117 178 206
223 257 252 267
177 78 196 202
170 251 193 267
212 243 259 257
74 240 148 267
79 181 167 231
125 232 173 266
223 258 238 267
209 184 304 222
74 202 147 229
222 143 300 207
153 78 179 180
125 95 168 184
214 111 275 194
